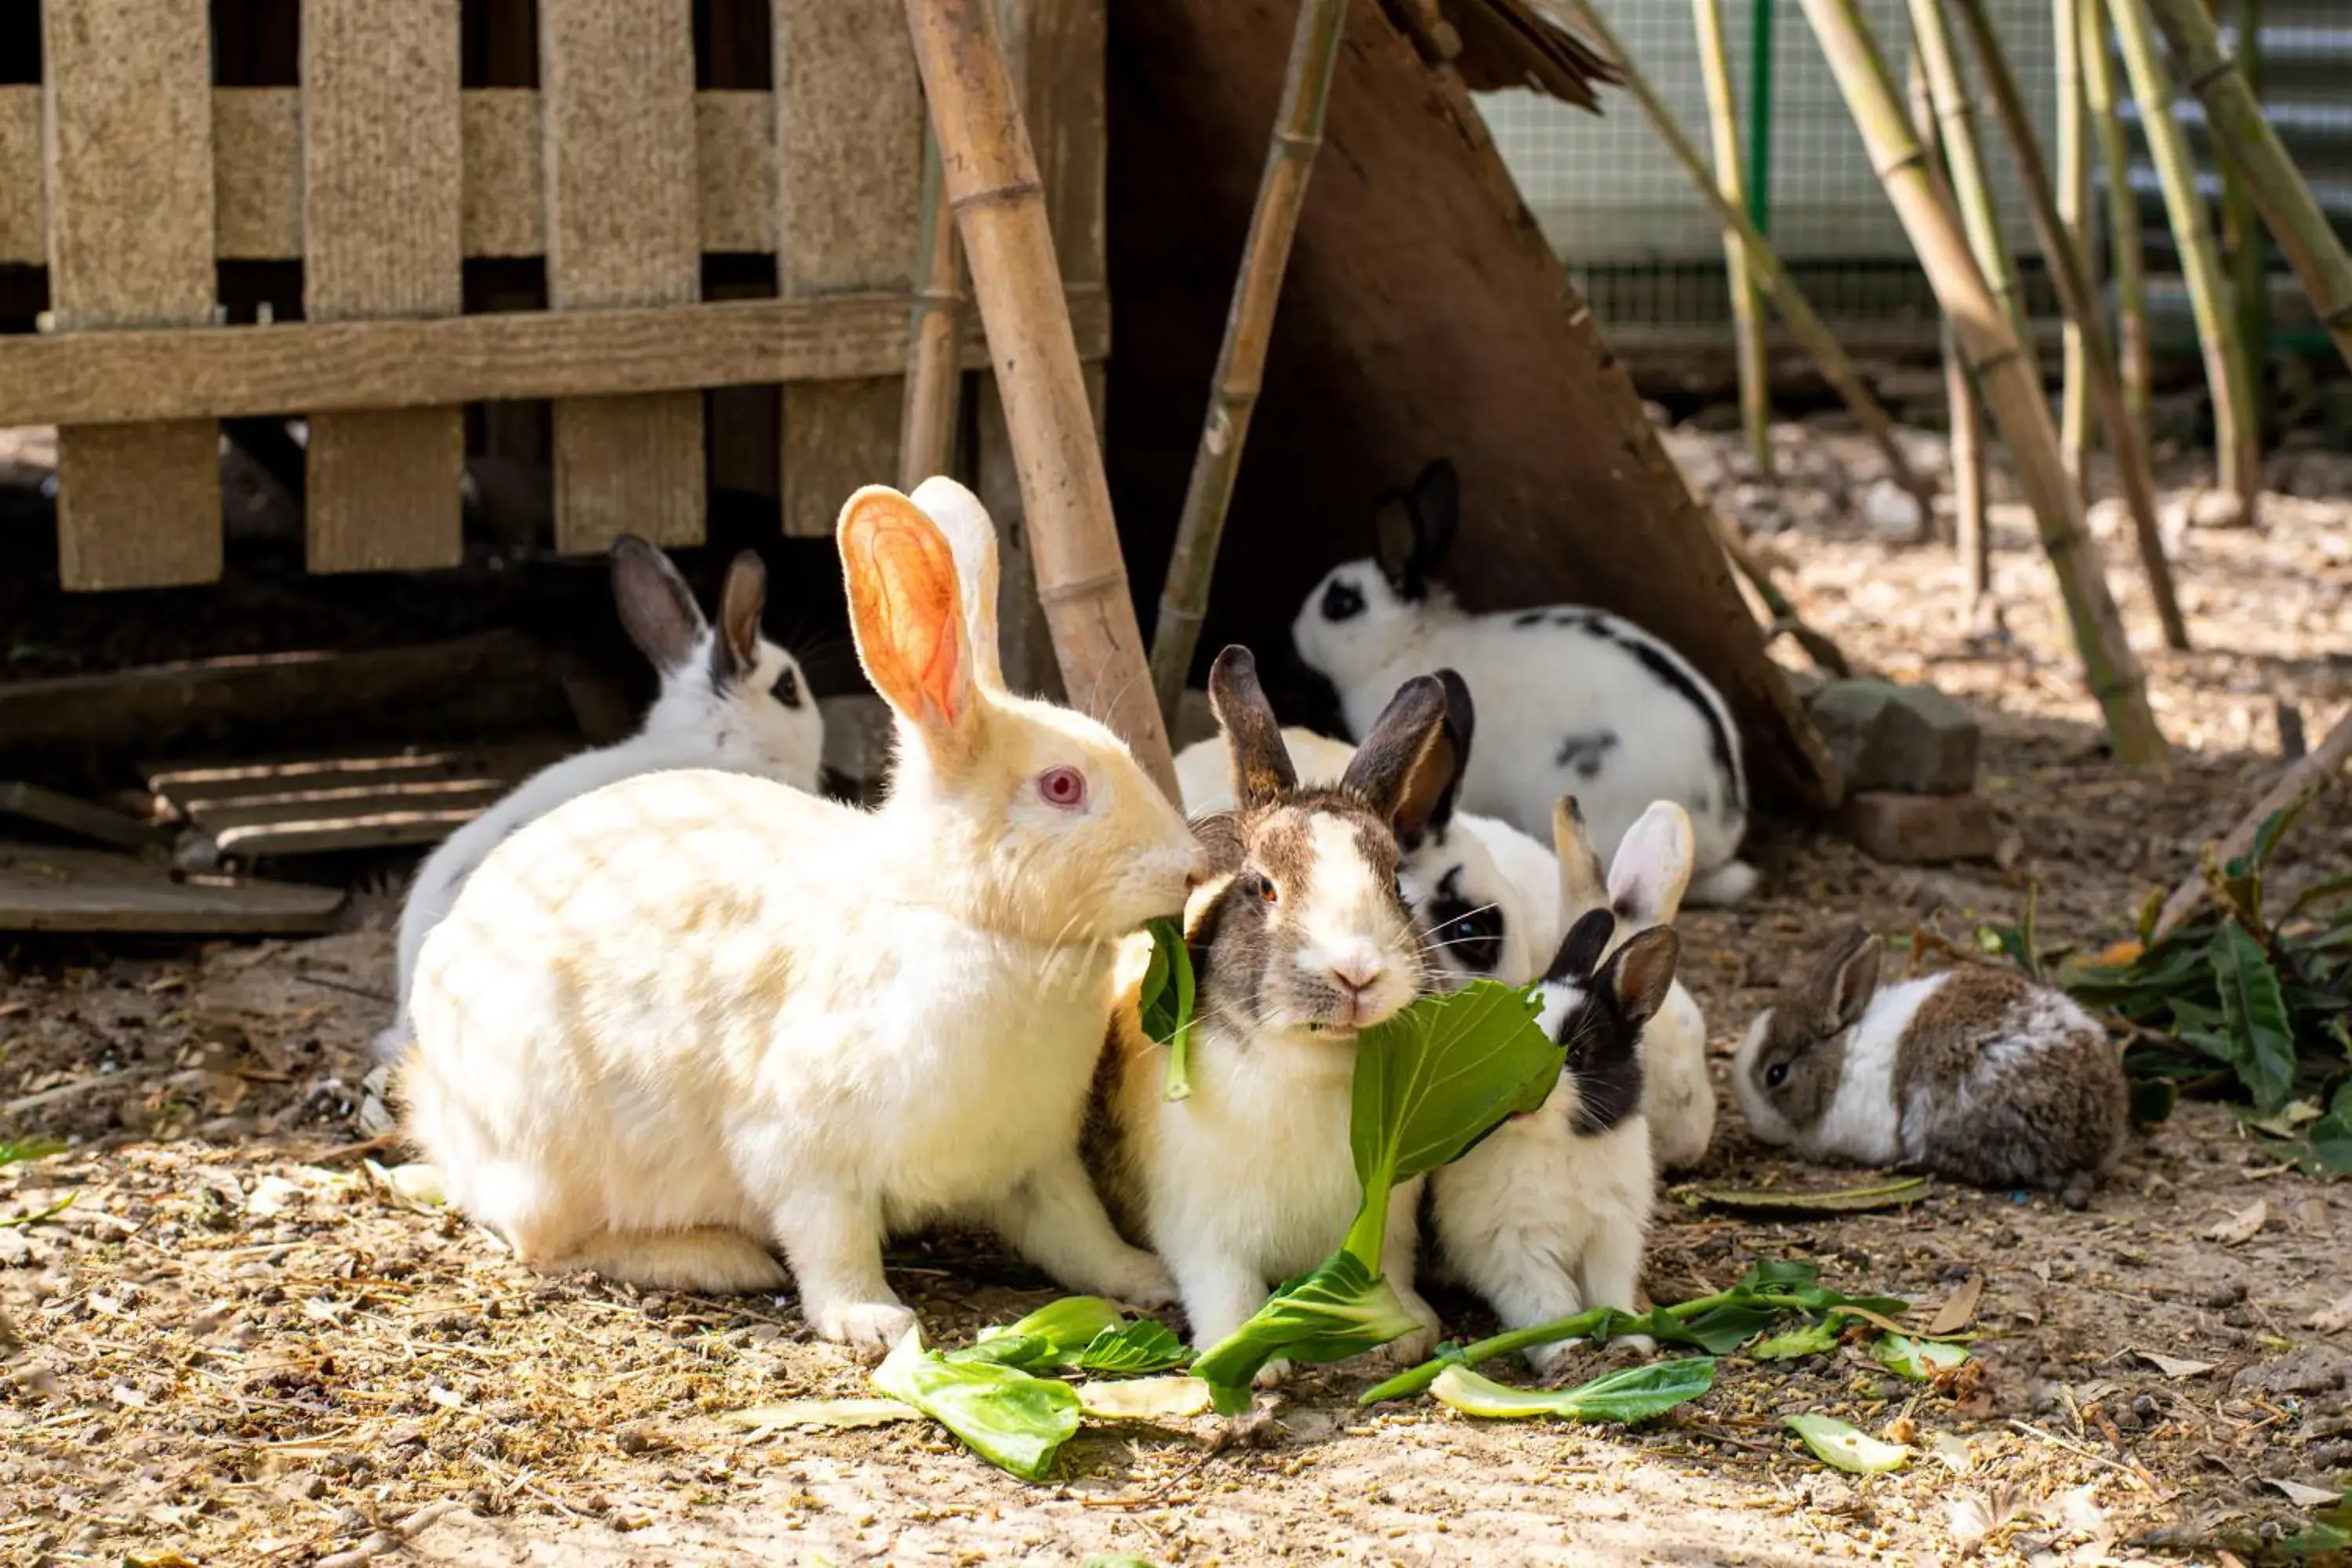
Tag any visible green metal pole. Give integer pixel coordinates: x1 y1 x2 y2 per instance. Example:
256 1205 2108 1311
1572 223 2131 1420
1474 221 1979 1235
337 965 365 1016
1748 0 1776 233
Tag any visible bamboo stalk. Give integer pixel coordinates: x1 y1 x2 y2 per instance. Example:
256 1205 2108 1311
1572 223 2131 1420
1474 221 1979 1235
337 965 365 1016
1907 0 2029 345
1147 0 1350 729
2151 705 2352 938
1712 510 1853 677
2139 0 2352 373
2082 0 2152 448
2112 0 2260 524
1910 49 1989 603
1796 0 2166 763
1953 0 2190 651
2216 0 2269 445
1559 0 1936 515
903 0 1178 797
1694 0 1772 477
2056 0 2093 480
898 128 967 491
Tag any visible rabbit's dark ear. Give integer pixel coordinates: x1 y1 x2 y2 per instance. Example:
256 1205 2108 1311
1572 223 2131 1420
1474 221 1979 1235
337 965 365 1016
1373 488 1421 598
1805 926 1882 1035
612 535 706 677
1545 906 1617 985
1603 927 1681 1029
1209 645 1297 812
1341 673 1448 826
710 551 768 686
1407 459 1460 578
1392 670 1473 847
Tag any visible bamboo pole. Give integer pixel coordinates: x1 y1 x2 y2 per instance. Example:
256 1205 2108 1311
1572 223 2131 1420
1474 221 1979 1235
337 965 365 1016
2140 0 2352 373
1907 0 2029 345
1796 0 2166 763
1694 0 1772 478
1909 49 1989 604
2082 0 2152 448
2216 0 2269 444
1713 510 1853 677
1953 0 2190 651
2056 0 2093 481
1147 0 1349 729
903 0 1179 797
1559 0 1935 516
2112 0 2260 525
898 128 967 491
2151 705 2352 938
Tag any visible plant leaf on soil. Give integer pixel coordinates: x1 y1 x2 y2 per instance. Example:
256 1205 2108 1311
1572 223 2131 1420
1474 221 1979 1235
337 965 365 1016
1 1192 74 1229
1750 1320 1845 1360
1873 1334 1970 1381
0 1138 64 1168
954 1300 1189 1376
1430 1359 1716 1424
1676 1174 1933 1214
1927 1275 1984 1336
1784 1414 1912 1473
870 1330 1083 1482
1191 1251 1421 1417
1074 1375 1213 1420
2210 922 2299 1112
725 1398 922 1434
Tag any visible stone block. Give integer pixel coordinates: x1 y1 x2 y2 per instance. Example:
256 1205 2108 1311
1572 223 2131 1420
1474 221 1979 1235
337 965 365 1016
1844 789 1997 865
1809 677 1980 796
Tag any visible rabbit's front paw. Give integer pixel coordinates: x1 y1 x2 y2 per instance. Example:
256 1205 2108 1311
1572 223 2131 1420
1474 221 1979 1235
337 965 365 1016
1251 1358 1293 1388
812 1300 918 1359
1097 1247 1178 1311
1372 1290 1443 1370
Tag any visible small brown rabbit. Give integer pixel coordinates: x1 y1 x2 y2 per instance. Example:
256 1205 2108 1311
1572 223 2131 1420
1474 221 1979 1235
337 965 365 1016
1733 927 2130 1207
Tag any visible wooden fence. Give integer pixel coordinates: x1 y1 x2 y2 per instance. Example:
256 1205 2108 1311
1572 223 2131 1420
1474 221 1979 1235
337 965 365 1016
0 0 1107 592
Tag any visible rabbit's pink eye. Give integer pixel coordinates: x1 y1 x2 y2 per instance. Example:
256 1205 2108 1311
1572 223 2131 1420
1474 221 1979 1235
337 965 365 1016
1039 766 1087 809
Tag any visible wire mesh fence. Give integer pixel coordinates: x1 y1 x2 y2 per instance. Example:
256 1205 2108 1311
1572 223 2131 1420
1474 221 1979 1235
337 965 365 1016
1475 0 2352 352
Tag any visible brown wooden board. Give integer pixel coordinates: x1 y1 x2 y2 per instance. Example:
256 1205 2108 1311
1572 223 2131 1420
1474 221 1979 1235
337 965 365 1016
1102 0 1833 808
301 0 467 573
0 289 1108 429
0 844 344 935
774 0 922 537
540 0 705 553
0 782 169 852
148 739 576 858
42 0 222 590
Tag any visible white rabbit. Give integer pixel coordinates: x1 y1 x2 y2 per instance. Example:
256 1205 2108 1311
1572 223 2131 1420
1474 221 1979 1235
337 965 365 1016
1171 670 1566 993
1093 648 1451 1374
1552 797 1718 1173
1290 458 1757 907
1430 889 1681 1377
398 482 1203 1356
377 536 822 1060
1734 928 2131 1207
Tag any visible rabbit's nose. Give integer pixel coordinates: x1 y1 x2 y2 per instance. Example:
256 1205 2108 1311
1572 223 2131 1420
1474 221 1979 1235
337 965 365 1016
1328 955 1387 995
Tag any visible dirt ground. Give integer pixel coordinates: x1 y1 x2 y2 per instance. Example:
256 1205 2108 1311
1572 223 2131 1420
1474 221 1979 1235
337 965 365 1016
3 416 2350 1567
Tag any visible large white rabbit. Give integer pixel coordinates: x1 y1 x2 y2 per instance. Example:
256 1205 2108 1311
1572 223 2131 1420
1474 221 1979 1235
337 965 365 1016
1290 459 1757 907
399 481 1203 1356
378 537 822 1059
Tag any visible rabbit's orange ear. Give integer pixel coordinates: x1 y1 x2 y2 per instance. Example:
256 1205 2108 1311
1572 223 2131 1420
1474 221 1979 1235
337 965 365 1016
840 487 973 742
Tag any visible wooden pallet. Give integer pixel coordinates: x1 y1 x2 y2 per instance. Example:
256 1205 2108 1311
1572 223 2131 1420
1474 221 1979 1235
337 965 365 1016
0 844 343 934
147 739 575 862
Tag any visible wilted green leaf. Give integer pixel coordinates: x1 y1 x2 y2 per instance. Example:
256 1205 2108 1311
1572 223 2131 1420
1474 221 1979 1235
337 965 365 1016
956 1298 1127 1369
1783 1414 1911 1473
2252 793 2316 877
1140 917 1196 1102
724 1398 920 1433
0 1138 64 1169
1679 1175 1932 1215
1750 1320 1843 1360
872 1332 1082 1481
1073 1319 1189 1374
2211 922 2299 1112
1872 1334 1969 1381
1191 1250 1421 1415
2286 871 2352 924
1431 1358 1715 1425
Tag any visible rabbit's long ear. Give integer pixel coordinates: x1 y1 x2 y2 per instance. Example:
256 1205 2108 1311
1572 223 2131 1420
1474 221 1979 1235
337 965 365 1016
611 535 707 677
1608 800 1696 928
1342 673 1448 826
1550 795 1610 916
839 485 979 757
1391 670 1472 848
1208 645 1296 811
909 475 1004 695
711 551 768 687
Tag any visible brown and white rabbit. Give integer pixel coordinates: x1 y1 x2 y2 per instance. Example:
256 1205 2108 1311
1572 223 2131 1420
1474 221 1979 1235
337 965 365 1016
1552 797 1717 1172
379 535 822 1060
1428 811 1682 1375
1091 647 1451 1376
399 482 1203 1356
1733 927 2131 1207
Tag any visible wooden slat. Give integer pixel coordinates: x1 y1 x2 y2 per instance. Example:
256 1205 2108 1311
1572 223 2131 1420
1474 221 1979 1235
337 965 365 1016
774 0 923 537
459 90 543 260
214 89 300 262
0 844 344 935
0 89 38 265
42 0 221 590
540 0 704 553
302 0 466 573
0 286 1110 427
